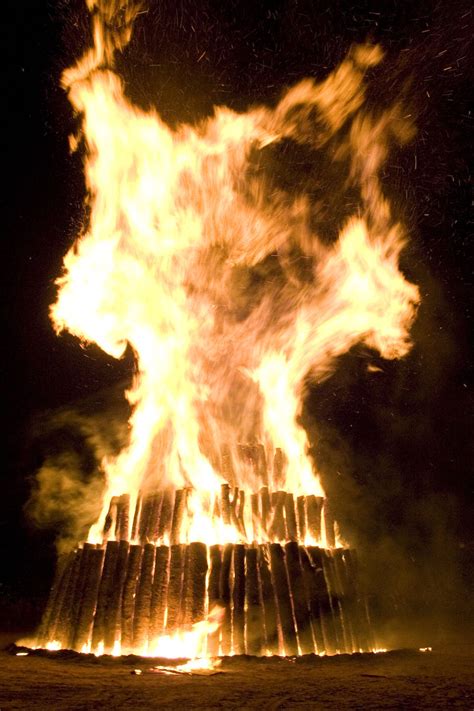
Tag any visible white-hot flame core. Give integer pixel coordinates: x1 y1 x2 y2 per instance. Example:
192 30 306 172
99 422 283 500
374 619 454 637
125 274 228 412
51 2 419 541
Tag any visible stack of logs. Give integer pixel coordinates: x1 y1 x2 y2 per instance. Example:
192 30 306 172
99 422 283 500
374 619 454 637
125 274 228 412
102 485 336 547
37 537 374 657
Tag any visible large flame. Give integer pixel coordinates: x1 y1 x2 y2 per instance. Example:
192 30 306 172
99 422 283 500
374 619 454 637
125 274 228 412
51 1 419 545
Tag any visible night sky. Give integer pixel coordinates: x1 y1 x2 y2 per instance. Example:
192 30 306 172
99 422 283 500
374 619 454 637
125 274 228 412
3 0 473 641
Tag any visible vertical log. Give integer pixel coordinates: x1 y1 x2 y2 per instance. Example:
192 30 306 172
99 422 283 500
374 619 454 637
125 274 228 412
259 487 271 536
57 547 83 650
36 552 73 647
296 496 307 541
117 494 130 541
323 501 336 549
148 545 170 644
250 493 260 541
236 489 246 537
104 540 129 653
207 545 222 656
157 489 173 542
131 493 142 542
148 492 163 542
138 494 153 544
306 496 322 542
170 489 186 545
104 541 130 654
344 549 373 651
273 448 287 489
322 550 347 653
165 544 185 633
257 544 279 655
307 547 337 655
121 544 143 651
269 543 298 655
68 543 94 648
103 497 117 540
256 444 268 486
332 549 355 652
284 542 314 655
245 547 262 655
74 547 104 651
232 544 246 655
92 540 119 651
219 543 233 655
284 494 298 541
181 542 208 627
221 484 231 525
133 543 155 649
270 491 287 542
299 546 325 654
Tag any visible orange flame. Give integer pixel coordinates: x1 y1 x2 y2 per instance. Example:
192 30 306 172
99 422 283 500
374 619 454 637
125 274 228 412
51 2 419 544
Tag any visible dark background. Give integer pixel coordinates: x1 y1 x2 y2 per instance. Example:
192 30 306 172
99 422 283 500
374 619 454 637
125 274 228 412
2 0 472 645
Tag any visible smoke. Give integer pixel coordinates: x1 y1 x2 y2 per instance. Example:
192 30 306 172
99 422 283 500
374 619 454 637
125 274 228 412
302 266 473 647
25 381 131 552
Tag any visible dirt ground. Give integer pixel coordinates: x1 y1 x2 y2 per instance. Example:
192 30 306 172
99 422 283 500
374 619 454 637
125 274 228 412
1 641 473 710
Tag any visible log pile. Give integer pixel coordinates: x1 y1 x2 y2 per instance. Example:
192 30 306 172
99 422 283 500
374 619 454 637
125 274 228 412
101 486 333 546
37 538 373 657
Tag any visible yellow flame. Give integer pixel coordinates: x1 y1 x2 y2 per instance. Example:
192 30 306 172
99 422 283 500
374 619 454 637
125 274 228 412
51 2 419 544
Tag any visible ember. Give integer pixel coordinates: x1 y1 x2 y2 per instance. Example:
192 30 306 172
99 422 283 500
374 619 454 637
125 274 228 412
34 0 420 662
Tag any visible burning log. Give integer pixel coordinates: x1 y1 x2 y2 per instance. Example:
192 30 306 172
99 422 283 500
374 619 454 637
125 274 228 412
121 544 143 650
284 542 314 655
170 489 187 545
181 542 208 627
74 546 104 651
131 494 141 541
219 543 233 655
284 493 298 541
322 550 347 653
91 540 119 651
343 549 374 651
250 493 260 540
270 491 287 541
165 544 185 632
148 492 163 541
269 543 297 655
220 484 231 526
306 546 337 655
332 549 356 652
36 552 74 647
104 540 129 652
138 495 153 544
232 544 246 654
132 543 155 649
257 544 279 655
306 496 322 542
116 494 130 541
57 547 84 649
273 448 287 489
323 501 336 549
296 496 307 541
103 497 117 540
299 546 325 654
207 544 222 656
255 444 268 486
148 545 170 642
157 489 173 541
259 487 271 536
68 543 95 649
245 546 262 655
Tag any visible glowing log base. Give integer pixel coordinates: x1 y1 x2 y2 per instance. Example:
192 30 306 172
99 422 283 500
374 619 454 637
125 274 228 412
37 539 374 657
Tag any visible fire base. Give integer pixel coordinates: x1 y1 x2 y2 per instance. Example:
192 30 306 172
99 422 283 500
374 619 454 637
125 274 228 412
36 540 374 657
